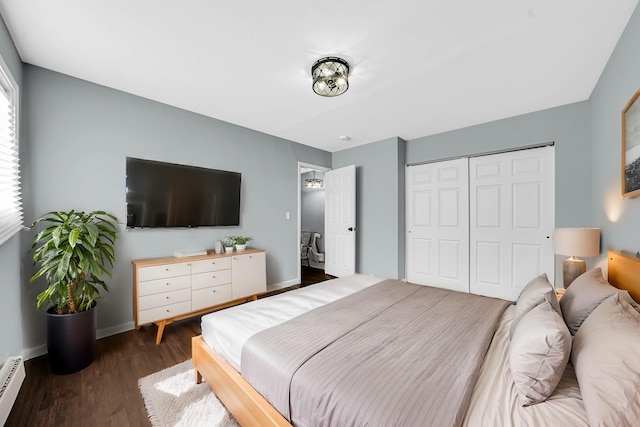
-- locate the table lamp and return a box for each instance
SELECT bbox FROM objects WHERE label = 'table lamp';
[552,228,600,288]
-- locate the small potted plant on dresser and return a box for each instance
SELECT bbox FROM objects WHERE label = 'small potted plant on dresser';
[222,236,235,253]
[232,236,252,251]
[29,210,119,375]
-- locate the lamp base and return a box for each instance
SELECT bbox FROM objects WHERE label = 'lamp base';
[563,257,586,288]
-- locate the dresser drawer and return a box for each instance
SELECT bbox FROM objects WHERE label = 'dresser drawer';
[191,284,233,311]
[137,300,192,325]
[137,275,191,297]
[191,269,232,290]
[138,262,191,282]
[190,257,232,274]
[138,288,191,311]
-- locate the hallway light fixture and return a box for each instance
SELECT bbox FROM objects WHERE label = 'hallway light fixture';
[312,57,349,97]
[304,170,324,189]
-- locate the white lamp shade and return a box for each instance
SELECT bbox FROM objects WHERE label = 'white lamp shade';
[552,228,600,257]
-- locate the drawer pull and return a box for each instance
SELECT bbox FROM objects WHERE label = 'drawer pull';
[165,268,169,271]
[212,290,216,293]
[166,309,170,312]
[166,296,170,299]
[166,282,170,286]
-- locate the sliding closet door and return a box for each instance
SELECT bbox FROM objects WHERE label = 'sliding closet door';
[469,146,554,301]
[406,158,469,292]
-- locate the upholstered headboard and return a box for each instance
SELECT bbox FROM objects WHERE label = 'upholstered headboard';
[608,251,640,303]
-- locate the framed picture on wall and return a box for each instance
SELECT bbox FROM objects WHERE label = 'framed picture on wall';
[622,87,640,198]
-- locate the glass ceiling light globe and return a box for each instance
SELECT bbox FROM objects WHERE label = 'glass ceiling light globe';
[312,57,349,97]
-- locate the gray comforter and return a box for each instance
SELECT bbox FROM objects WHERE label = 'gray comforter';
[241,279,510,427]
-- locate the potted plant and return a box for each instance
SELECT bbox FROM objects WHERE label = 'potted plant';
[232,236,252,251]
[30,210,119,375]
[222,236,235,253]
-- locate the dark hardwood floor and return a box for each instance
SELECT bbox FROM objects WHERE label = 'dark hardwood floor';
[6,317,201,426]
[7,267,332,426]
[301,265,333,286]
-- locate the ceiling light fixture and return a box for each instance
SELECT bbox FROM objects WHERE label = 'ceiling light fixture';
[304,170,324,189]
[312,57,349,97]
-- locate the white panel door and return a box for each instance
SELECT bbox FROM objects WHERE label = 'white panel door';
[469,146,554,301]
[324,165,356,277]
[406,158,469,292]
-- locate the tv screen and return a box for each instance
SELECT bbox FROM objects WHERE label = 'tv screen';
[126,157,241,228]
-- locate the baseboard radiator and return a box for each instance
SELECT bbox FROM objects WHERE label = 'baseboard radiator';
[0,357,25,425]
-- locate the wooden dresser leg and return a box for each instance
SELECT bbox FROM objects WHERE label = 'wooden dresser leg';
[155,320,166,345]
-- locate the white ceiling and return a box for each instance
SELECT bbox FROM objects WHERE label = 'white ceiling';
[0,1,637,152]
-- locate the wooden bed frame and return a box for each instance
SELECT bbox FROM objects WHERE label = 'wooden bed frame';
[192,250,640,427]
[192,335,291,427]
[607,250,640,302]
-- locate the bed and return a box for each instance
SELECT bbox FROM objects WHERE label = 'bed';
[192,251,640,426]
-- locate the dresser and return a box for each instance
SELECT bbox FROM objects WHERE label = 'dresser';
[132,249,266,344]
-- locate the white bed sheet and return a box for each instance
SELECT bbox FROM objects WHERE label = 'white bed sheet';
[463,304,589,426]
[201,274,384,371]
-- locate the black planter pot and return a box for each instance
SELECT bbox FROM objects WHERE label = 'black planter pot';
[46,302,97,375]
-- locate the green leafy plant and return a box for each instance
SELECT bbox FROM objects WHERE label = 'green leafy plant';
[30,210,119,314]
[222,236,236,247]
[231,236,252,245]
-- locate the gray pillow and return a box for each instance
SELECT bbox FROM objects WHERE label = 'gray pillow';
[559,268,618,335]
[510,273,561,338]
[509,300,572,406]
[572,293,640,426]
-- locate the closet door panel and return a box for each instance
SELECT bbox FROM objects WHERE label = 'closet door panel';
[406,158,469,292]
[469,146,554,301]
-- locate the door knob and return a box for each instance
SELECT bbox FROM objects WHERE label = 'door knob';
[348,227,354,231]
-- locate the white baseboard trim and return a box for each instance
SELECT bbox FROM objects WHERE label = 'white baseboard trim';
[22,344,46,361]
[267,278,299,291]
[22,321,136,361]
[97,321,135,340]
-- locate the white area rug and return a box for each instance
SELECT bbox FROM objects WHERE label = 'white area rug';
[138,359,239,427]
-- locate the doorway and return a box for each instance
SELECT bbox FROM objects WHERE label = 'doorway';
[298,162,331,286]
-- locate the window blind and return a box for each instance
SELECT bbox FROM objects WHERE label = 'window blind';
[0,62,21,246]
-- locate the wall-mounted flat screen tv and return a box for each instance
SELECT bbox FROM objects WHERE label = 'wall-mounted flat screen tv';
[126,157,241,228]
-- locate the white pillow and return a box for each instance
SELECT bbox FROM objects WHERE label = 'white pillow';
[572,293,640,427]
[510,273,560,338]
[509,300,571,406]
[559,268,618,335]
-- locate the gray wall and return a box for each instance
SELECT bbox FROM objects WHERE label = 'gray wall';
[20,65,330,350]
[300,171,325,253]
[334,103,591,282]
[407,102,591,229]
[589,4,640,258]
[332,137,406,279]
[0,15,23,361]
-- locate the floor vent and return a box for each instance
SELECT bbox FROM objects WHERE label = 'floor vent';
[0,357,25,425]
